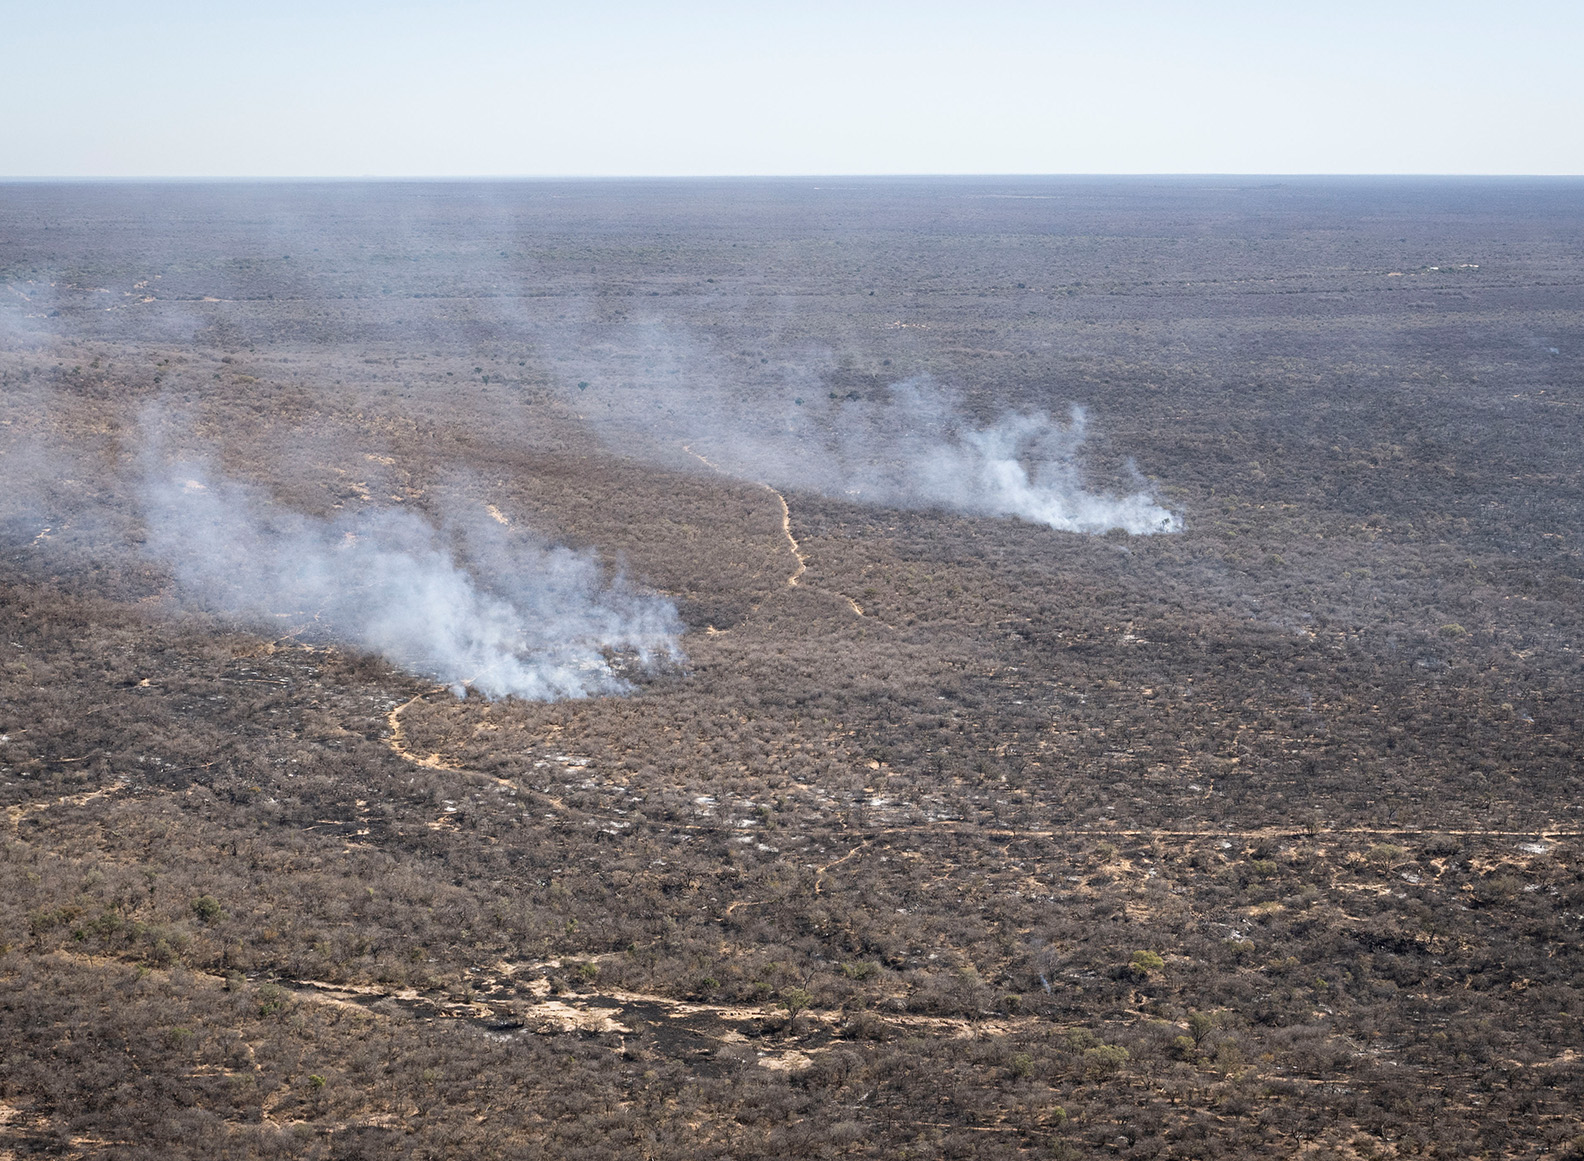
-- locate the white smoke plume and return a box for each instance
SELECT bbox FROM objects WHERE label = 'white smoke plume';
[693,377,1180,535]
[541,317,1181,535]
[142,465,683,700]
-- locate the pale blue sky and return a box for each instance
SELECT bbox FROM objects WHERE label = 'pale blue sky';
[4,0,1580,176]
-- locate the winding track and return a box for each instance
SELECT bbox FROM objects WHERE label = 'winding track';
[682,444,862,614]
[385,690,454,769]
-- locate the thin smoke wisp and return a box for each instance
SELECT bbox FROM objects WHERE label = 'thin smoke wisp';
[143,465,683,700]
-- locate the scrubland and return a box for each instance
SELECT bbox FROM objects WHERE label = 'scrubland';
[2,178,1582,1158]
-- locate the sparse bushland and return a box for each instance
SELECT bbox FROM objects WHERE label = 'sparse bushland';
[2,178,1582,1157]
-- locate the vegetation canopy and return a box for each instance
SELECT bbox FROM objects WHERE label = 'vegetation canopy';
[1,177,1581,1159]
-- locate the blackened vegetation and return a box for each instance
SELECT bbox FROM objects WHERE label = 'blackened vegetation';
[2,178,1583,1158]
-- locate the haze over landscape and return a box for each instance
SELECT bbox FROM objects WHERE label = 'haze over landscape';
[2,4,1583,1160]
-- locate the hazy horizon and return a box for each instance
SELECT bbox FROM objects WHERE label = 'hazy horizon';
[6,174,1583,185]
[6,1,1580,179]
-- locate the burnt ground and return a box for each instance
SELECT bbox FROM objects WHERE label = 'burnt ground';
[1,178,1583,1159]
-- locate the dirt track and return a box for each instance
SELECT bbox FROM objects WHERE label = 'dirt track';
[682,443,864,613]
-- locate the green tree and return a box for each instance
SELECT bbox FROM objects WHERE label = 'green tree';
[1129,950,1165,979]
[779,987,813,1020]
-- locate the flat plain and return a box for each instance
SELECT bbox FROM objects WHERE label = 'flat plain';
[2,178,1582,1159]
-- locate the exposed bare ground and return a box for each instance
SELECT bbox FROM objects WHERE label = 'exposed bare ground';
[25,948,991,1076]
[6,778,128,836]
[0,1101,20,1161]
[275,958,1048,1059]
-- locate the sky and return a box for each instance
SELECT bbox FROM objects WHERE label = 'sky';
[3,0,1580,177]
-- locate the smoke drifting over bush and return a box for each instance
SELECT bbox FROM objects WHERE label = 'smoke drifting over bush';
[685,378,1180,535]
[542,316,1180,535]
[141,466,683,700]
[0,383,684,702]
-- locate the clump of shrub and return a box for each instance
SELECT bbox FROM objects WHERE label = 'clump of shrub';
[1367,843,1408,866]
[1083,1044,1130,1077]
[1127,950,1165,979]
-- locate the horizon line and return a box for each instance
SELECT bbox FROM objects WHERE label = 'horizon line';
[3,172,1583,184]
